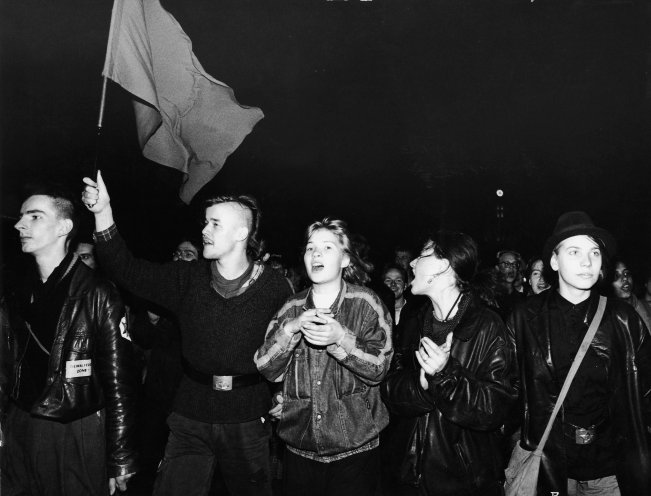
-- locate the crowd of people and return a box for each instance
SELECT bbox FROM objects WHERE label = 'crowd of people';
[1,174,650,496]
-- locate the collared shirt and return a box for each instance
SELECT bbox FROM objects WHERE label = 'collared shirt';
[550,290,615,480]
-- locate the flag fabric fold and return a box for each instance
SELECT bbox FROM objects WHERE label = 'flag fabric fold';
[102,0,264,203]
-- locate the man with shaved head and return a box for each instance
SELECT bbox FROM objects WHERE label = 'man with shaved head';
[2,185,138,495]
[82,172,292,496]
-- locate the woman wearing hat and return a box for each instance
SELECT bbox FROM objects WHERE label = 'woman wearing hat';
[507,211,651,496]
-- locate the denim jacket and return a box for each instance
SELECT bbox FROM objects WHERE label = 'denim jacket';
[255,281,393,458]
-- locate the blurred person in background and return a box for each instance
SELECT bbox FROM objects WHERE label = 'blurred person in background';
[526,257,551,296]
[608,256,651,334]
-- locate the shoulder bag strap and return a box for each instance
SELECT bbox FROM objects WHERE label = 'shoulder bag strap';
[24,321,51,356]
[534,295,607,455]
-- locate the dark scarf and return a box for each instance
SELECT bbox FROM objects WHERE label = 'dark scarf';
[422,292,471,345]
[14,251,78,409]
[23,251,77,347]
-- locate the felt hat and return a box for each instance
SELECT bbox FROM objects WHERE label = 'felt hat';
[542,211,616,265]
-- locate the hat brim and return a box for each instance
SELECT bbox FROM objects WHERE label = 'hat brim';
[543,226,616,266]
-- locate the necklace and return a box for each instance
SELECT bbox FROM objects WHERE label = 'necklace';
[437,292,463,322]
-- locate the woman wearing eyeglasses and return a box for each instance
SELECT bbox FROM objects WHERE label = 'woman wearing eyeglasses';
[494,250,526,321]
[381,231,516,496]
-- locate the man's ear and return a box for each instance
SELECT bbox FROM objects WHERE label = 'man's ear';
[550,253,559,272]
[235,226,249,243]
[57,218,73,238]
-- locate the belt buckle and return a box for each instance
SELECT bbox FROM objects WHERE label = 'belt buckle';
[213,375,233,391]
[575,427,595,445]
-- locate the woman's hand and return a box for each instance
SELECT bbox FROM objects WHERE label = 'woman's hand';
[416,333,453,390]
[283,309,330,336]
[301,310,345,347]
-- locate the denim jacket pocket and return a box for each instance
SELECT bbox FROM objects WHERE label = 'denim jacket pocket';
[286,348,311,400]
[335,362,367,398]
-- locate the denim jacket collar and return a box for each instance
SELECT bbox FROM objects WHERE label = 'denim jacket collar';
[303,280,347,317]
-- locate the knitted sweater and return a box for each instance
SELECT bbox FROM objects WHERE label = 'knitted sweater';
[95,226,292,423]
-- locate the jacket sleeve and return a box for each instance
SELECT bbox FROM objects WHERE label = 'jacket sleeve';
[326,294,393,385]
[94,226,190,314]
[383,313,516,430]
[94,281,139,478]
[426,330,515,431]
[0,299,12,420]
[630,311,651,432]
[254,299,303,382]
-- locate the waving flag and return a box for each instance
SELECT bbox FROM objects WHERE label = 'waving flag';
[102,0,264,203]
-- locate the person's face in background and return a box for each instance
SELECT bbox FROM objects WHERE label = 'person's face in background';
[383,268,406,300]
[173,241,199,262]
[529,259,550,295]
[497,252,519,284]
[394,250,412,272]
[75,242,97,269]
[612,261,633,300]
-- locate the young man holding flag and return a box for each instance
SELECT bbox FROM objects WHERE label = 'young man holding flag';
[82,171,292,495]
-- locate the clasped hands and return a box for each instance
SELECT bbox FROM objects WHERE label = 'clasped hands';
[283,308,344,347]
[415,332,453,391]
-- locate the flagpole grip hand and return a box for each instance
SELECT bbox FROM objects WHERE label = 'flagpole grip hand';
[82,170,114,231]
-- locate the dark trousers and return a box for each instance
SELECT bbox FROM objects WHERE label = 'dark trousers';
[1,403,108,496]
[153,412,272,496]
[283,447,380,496]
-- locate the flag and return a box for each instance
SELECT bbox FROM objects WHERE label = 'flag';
[102,0,264,203]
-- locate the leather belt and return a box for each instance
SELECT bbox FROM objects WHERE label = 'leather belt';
[182,359,263,391]
[562,418,609,445]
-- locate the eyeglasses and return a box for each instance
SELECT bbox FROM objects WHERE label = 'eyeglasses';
[173,249,197,261]
[498,261,520,270]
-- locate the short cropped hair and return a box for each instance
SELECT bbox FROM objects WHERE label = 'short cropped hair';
[23,183,79,242]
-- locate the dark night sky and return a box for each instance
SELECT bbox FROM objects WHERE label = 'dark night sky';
[2,0,650,274]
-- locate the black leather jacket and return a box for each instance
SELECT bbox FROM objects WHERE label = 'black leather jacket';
[381,294,516,496]
[507,291,651,496]
[0,260,139,478]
